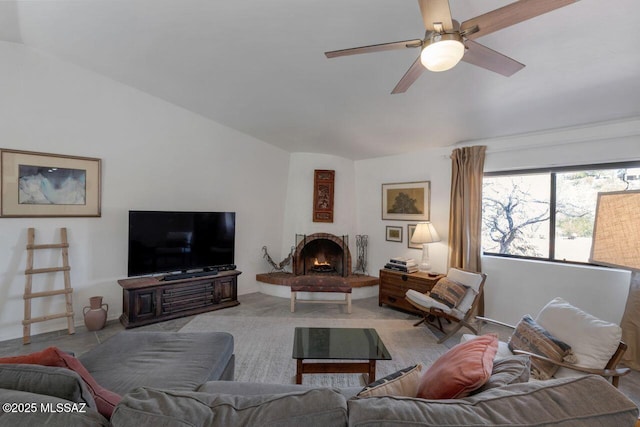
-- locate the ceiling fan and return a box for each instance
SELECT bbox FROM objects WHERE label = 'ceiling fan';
[325,0,578,94]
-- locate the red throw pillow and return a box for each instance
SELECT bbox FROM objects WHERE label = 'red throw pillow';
[0,346,121,418]
[417,334,499,399]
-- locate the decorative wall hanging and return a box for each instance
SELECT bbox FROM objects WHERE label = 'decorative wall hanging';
[1,149,101,217]
[382,181,430,221]
[313,169,335,222]
[386,226,403,242]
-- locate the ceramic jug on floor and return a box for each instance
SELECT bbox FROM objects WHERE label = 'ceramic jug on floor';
[83,296,108,331]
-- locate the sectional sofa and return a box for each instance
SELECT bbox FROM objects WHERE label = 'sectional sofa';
[0,330,638,426]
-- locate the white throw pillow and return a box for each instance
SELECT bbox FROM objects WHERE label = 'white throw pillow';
[535,297,622,378]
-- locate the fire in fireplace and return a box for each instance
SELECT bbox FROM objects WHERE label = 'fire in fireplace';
[311,258,335,273]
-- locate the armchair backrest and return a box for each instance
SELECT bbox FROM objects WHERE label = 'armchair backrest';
[534,297,623,377]
[447,268,486,316]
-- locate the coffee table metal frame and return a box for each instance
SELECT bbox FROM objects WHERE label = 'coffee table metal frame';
[292,327,392,384]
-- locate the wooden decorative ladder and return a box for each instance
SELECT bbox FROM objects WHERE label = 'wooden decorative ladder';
[23,228,75,344]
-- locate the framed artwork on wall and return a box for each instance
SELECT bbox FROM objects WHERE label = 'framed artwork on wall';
[386,226,402,242]
[313,169,335,222]
[0,149,102,217]
[407,224,422,249]
[382,181,430,221]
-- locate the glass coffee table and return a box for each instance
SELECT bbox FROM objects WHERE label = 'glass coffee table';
[292,327,392,384]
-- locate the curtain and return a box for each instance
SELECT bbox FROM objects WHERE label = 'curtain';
[448,145,486,315]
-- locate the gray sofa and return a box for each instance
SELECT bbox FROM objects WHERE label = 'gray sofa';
[0,331,235,426]
[1,331,638,426]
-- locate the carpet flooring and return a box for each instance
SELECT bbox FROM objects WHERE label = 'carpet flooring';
[180,314,449,387]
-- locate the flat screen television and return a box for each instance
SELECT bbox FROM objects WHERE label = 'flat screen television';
[128,210,235,277]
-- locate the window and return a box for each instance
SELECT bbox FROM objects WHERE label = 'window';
[482,162,640,263]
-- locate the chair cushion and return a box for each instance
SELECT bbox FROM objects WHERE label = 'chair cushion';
[357,364,422,398]
[535,297,622,378]
[508,315,576,380]
[405,289,451,313]
[429,277,467,308]
[417,334,498,399]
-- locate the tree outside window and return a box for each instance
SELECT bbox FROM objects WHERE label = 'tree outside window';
[482,164,640,264]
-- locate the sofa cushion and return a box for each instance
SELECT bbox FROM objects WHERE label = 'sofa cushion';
[0,347,121,419]
[78,331,234,395]
[197,381,360,400]
[111,386,348,427]
[347,376,639,426]
[474,355,530,394]
[535,297,622,378]
[508,314,576,380]
[357,364,422,398]
[0,364,96,409]
[417,334,498,399]
[0,388,109,427]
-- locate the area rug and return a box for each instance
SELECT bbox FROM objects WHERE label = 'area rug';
[180,315,449,387]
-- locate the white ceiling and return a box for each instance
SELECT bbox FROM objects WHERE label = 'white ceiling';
[2,0,639,160]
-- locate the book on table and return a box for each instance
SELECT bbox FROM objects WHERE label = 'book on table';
[389,257,416,266]
[385,258,418,273]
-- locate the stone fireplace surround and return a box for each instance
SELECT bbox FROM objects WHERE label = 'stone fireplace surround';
[256,233,378,301]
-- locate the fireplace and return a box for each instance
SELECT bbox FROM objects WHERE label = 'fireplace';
[294,233,351,277]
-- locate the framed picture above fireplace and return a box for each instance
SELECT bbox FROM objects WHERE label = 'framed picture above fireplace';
[382,181,430,221]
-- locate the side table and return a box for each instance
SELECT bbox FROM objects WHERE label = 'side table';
[378,269,444,314]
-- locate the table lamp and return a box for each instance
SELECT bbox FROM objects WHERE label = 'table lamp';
[410,222,441,272]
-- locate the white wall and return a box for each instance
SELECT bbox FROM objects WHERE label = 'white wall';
[354,147,452,276]
[480,119,640,324]
[355,118,640,325]
[0,42,291,341]
[279,153,357,262]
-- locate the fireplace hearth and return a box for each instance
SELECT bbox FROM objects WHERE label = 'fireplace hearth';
[255,232,378,297]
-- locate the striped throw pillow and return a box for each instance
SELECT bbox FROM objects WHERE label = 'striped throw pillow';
[430,277,468,309]
[508,315,576,380]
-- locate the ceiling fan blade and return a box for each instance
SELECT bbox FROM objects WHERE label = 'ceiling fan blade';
[461,0,577,40]
[325,39,422,58]
[391,56,425,94]
[418,0,454,31]
[462,40,525,76]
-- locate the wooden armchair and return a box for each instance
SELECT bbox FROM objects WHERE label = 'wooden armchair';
[405,268,487,344]
[476,299,630,388]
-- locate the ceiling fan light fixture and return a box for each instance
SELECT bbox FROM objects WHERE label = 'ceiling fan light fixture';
[420,33,464,72]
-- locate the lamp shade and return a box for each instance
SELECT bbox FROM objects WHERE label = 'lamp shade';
[420,33,465,72]
[589,190,640,271]
[411,222,441,244]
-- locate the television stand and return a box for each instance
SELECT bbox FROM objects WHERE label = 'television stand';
[118,270,241,328]
[162,269,218,281]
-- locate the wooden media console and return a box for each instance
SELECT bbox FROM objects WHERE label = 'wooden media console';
[118,270,241,328]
